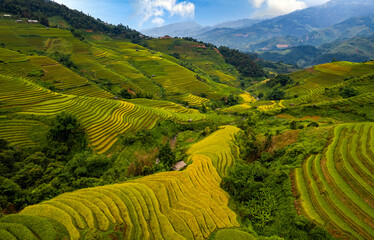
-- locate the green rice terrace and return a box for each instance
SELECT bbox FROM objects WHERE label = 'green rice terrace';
[0,1,374,240]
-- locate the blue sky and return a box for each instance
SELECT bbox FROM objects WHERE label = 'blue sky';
[53,0,329,29]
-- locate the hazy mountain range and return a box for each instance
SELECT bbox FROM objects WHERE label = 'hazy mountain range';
[141,19,263,38]
[142,0,374,59]
[142,0,374,67]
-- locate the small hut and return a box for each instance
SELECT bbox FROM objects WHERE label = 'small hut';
[171,161,187,171]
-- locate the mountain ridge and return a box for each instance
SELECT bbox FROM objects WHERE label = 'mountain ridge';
[196,0,374,51]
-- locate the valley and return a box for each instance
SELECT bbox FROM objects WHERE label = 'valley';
[0,0,373,240]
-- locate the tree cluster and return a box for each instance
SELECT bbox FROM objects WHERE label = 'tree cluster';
[266,74,293,88]
[0,113,116,214]
[218,46,266,78]
[222,116,332,239]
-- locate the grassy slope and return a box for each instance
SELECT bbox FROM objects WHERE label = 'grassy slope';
[0,126,241,240]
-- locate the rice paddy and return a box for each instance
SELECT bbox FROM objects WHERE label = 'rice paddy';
[0,126,241,239]
[294,123,374,239]
[0,74,208,153]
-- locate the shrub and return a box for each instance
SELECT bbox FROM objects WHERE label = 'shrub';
[158,144,175,168]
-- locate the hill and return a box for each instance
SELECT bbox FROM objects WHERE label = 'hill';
[0,0,144,43]
[0,17,249,103]
[258,36,374,67]
[0,18,248,155]
[195,0,374,51]
[0,1,374,240]
[0,126,241,240]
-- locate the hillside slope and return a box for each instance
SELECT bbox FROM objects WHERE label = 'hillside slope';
[294,123,374,239]
[0,18,242,102]
[0,126,241,240]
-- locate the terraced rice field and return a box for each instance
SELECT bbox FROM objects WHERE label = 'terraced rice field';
[0,48,114,99]
[287,62,374,97]
[0,119,46,148]
[93,41,235,98]
[187,126,240,177]
[281,73,374,109]
[0,126,240,240]
[128,99,200,114]
[0,19,237,103]
[172,94,210,107]
[0,74,207,153]
[146,39,239,87]
[256,100,286,112]
[294,123,374,239]
[220,104,252,113]
[0,19,88,54]
[87,42,224,98]
[239,93,256,103]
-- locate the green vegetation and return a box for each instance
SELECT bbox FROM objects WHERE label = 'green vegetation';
[212,229,257,240]
[218,47,266,78]
[1,127,241,240]
[0,2,374,240]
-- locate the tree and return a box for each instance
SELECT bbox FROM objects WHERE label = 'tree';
[222,94,239,106]
[51,52,77,69]
[266,88,285,100]
[119,89,132,99]
[0,177,23,210]
[339,87,358,98]
[290,121,298,130]
[201,103,207,113]
[13,163,44,188]
[218,46,266,77]
[266,74,293,88]
[171,52,180,59]
[158,143,175,168]
[47,112,87,154]
[307,122,319,128]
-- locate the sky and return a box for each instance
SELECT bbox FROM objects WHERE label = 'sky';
[53,0,330,29]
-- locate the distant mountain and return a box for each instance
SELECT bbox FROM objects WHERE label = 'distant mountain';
[141,21,212,38]
[301,15,374,46]
[212,19,263,29]
[141,19,263,38]
[196,0,374,51]
[250,14,374,51]
[258,36,374,67]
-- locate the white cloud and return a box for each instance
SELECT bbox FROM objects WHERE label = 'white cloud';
[152,17,165,26]
[250,0,330,18]
[252,0,266,8]
[135,0,195,27]
[303,0,330,6]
